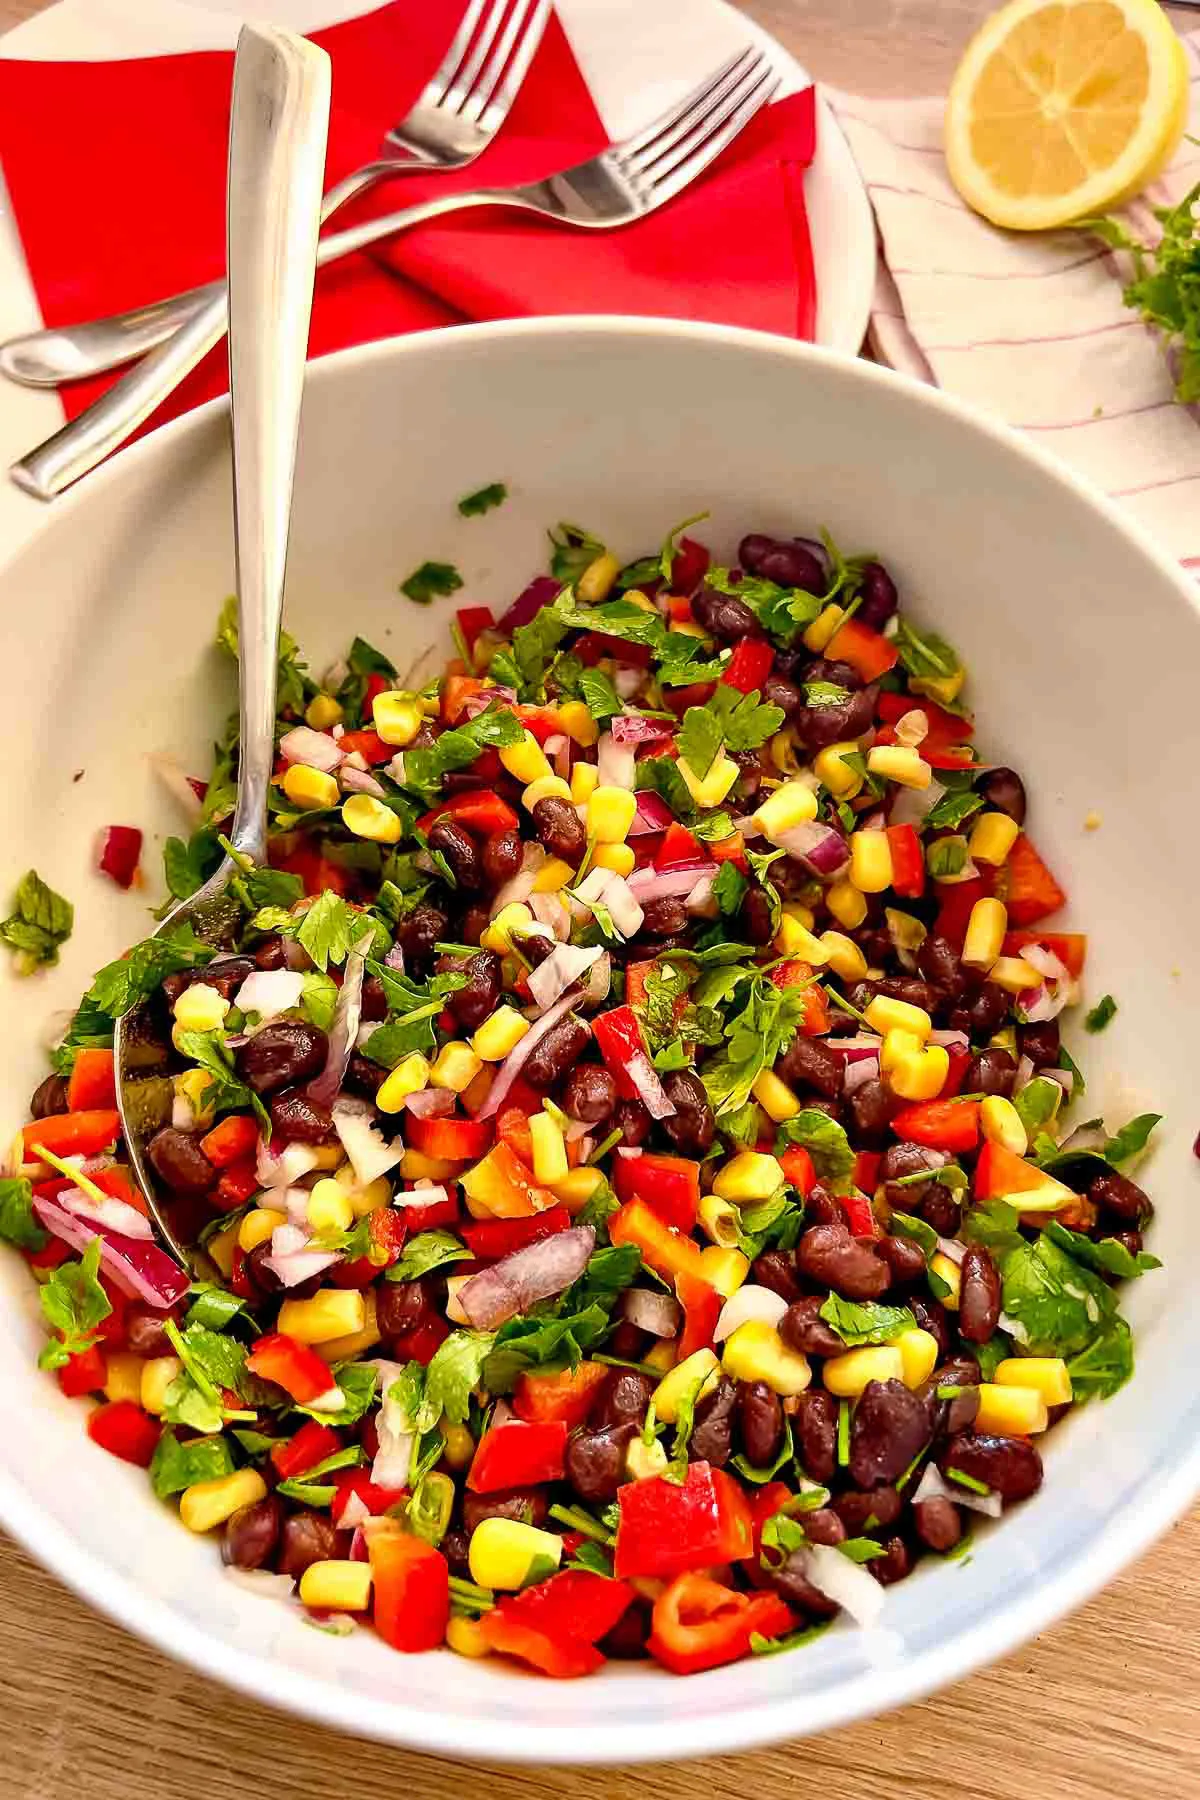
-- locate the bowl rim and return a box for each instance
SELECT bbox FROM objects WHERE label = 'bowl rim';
[2,313,1198,1763]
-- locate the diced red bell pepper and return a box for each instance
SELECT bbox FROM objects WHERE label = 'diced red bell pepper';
[654,822,706,869]
[417,791,520,839]
[841,1191,879,1239]
[393,1188,460,1233]
[90,1164,149,1218]
[461,1205,569,1261]
[974,1139,1074,1208]
[96,1277,130,1347]
[87,1399,160,1467]
[479,1613,604,1679]
[406,1113,493,1163]
[575,632,652,669]
[390,1314,451,1366]
[780,1145,817,1196]
[1002,929,1087,978]
[467,1419,568,1493]
[216,1159,260,1209]
[456,605,495,656]
[246,1332,338,1405]
[748,1481,793,1553]
[623,961,656,1010]
[933,871,995,948]
[671,535,710,594]
[675,1271,723,1361]
[269,842,350,897]
[331,1468,408,1524]
[890,1097,981,1153]
[271,1420,343,1481]
[336,727,393,766]
[613,1150,700,1233]
[648,1573,794,1675]
[66,1048,117,1113]
[493,1570,634,1648]
[997,837,1067,927]
[877,690,973,749]
[592,1007,649,1101]
[661,681,717,717]
[362,672,391,715]
[707,829,750,875]
[722,639,775,694]
[97,825,143,890]
[513,1362,608,1430]
[768,960,831,1036]
[614,1462,754,1581]
[23,1110,122,1162]
[57,1343,107,1398]
[665,595,694,625]
[514,704,566,744]
[854,1150,881,1195]
[610,1197,705,1284]
[441,674,486,724]
[886,823,926,899]
[940,1046,972,1099]
[370,1534,449,1653]
[918,745,981,771]
[199,1113,259,1169]
[825,615,899,682]
[26,1236,70,1272]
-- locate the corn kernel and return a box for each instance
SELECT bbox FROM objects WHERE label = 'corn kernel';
[813,742,865,800]
[593,842,635,877]
[281,764,340,811]
[988,955,1043,994]
[626,1436,669,1481]
[140,1355,182,1417]
[712,1150,785,1204]
[298,1560,373,1612]
[678,754,740,809]
[173,1067,216,1131]
[470,1006,530,1064]
[103,1351,144,1406]
[826,878,868,929]
[753,780,819,842]
[500,730,552,786]
[994,1358,1072,1406]
[375,1053,431,1114]
[317,1290,382,1362]
[522,774,573,811]
[577,551,621,604]
[532,857,575,893]
[990,1024,1019,1057]
[306,1179,355,1235]
[896,1328,940,1390]
[962,898,1008,971]
[482,902,534,954]
[172,982,230,1034]
[698,1193,742,1248]
[558,701,599,747]
[981,1094,1028,1156]
[372,691,423,747]
[341,793,403,844]
[969,813,1021,867]
[863,994,932,1041]
[570,762,599,804]
[751,1069,802,1124]
[654,1347,721,1423]
[305,693,343,731]
[721,1321,812,1397]
[587,786,638,844]
[698,1245,750,1297]
[773,917,828,965]
[310,1144,344,1172]
[205,1225,238,1280]
[430,1041,483,1094]
[880,1027,923,1076]
[401,1149,460,1181]
[342,1173,393,1218]
[549,1167,603,1212]
[849,830,894,894]
[238,1205,286,1252]
[529,1110,568,1185]
[974,1383,1049,1436]
[930,1251,962,1307]
[823,1345,905,1397]
[820,930,868,981]
[179,1468,268,1534]
[446,1615,491,1659]
[278,1289,366,1346]
[643,1340,677,1375]
[783,901,816,931]
[890,1043,950,1102]
[469,1517,563,1591]
[803,603,845,653]
[867,745,932,789]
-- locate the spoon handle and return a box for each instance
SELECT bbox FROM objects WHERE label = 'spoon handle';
[225,23,331,865]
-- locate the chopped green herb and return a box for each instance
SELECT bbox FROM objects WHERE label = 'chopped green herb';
[0,869,74,975]
[0,1176,47,1252]
[401,561,464,605]
[819,1296,917,1347]
[458,483,508,517]
[1084,994,1117,1033]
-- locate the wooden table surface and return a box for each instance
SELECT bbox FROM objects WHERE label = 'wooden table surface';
[1,0,1197,1794]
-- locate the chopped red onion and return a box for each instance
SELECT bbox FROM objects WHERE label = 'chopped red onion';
[1016,942,1069,983]
[626,1051,676,1121]
[392,1185,452,1210]
[629,791,674,837]
[461,685,517,718]
[384,943,406,971]
[604,877,645,939]
[528,892,571,938]
[262,1242,343,1289]
[279,726,344,773]
[929,1029,970,1051]
[913,1461,1002,1519]
[528,943,604,1012]
[621,1287,682,1338]
[499,575,560,632]
[148,752,205,823]
[458,1225,596,1330]
[935,1236,966,1265]
[1059,1120,1106,1154]
[478,989,587,1119]
[308,939,369,1108]
[233,969,307,1021]
[404,1088,455,1120]
[684,873,717,913]
[282,1192,311,1228]
[56,1185,154,1241]
[843,1055,881,1095]
[1021,982,1069,1024]
[597,732,636,789]
[627,861,714,901]
[889,779,946,827]
[832,1034,885,1063]
[774,821,849,877]
[609,714,674,748]
[32,1197,189,1309]
[798,1543,885,1627]
[339,765,387,800]
[344,1503,372,1541]
[713,1284,788,1342]
[614,668,643,698]
[331,1098,404,1186]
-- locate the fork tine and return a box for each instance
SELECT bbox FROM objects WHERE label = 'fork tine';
[638,64,781,207]
[444,0,512,112]
[468,0,552,128]
[617,47,758,161]
[417,0,490,108]
[625,48,768,176]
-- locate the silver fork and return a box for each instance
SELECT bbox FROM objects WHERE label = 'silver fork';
[12,46,780,500]
[0,0,551,389]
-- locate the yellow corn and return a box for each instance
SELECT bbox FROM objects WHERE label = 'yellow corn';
[238,1205,287,1252]
[342,1172,394,1218]
[522,774,573,811]
[570,762,599,804]
[593,842,635,877]
[654,1347,721,1423]
[783,901,816,931]
[172,982,230,1034]
[994,1357,1072,1406]
[969,812,1022,867]
[532,857,575,893]
[500,730,552,786]
[753,779,819,841]
[482,902,534,954]
[372,691,424,747]
[643,1340,677,1374]
[401,1149,460,1181]
[469,1518,563,1591]
[698,1245,750,1297]
[913,663,965,707]
[961,897,1008,971]
[880,1027,923,1076]
[974,1383,1050,1436]
[712,1150,785,1203]
[446,1615,491,1659]
[698,1192,742,1247]
[867,745,932,790]
[751,1069,802,1124]
[445,1273,473,1326]
[679,754,739,811]
[896,1328,940,1390]
[375,1052,431,1114]
[278,1289,366,1346]
[823,1345,905,1397]
[863,994,932,1040]
[341,794,403,844]
[306,1179,356,1236]
[281,765,339,811]
[471,1007,530,1063]
[824,880,866,931]
[430,1041,483,1093]
[298,1560,373,1612]
[803,603,845,653]
[103,1351,144,1406]
[819,930,868,981]
[990,1024,1019,1057]
[981,1094,1028,1155]
[173,1067,216,1131]
[988,955,1043,994]
[588,786,638,844]
[577,551,621,604]
[310,1144,344,1172]
[558,700,599,747]
[930,1251,962,1307]
[849,830,894,894]
[721,1321,812,1397]
[813,741,865,800]
[305,693,343,731]
[890,1044,950,1102]
[205,1224,238,1280]
[529,1110,569,1184]
[549,1167,604,1212]
[626,1437,669,1481]
[317,1289,382,1362]
[775,913,821,959]
[179,1468,268,1534]
[140,1355,182,1417]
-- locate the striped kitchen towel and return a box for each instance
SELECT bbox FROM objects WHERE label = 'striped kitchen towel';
[828,30,1200,573]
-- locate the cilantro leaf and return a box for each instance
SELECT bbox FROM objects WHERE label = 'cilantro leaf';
[677,706,724,779]
[217,595,309,718]
[893,618,963,689]
[677,685,784,778]
[293,1361,379,1427]
[713,861,749,918]
[566,1243,642,1313]
[704,567,824,641]
[483,1303,611,1393]
[294,892,368,972]
[0,869,74,974]
[1043,1220,1161,1280]
[149,1428,232,1498]
[423,1330,495,1426]
[335,637,398,727]
[551,592,665,647]
[701,975,811,1117]
[1084,994,1117,1033]
[1013,1075,1063,1139]
[776,1109,857,1190]
[298,970,338,1031]
[507,608,569,700]
[617,511,710,590]
[636,755,697,821]
[927,836,970,881]
[1067,1318,1134,1400]
[401,561,463,605]
[578,668,623,724]
[1091,183,1200,404]
[38,1238,111,1364]
[184,1282,254,1332]
[458,483,507,517]
[162,829,223,903]
[0,1176,47,1251]
[174,1031,267,1127]
[401,705,524,800]
[803,681,851,707]
[389,1230,472,1284]
[924,789,984,831]
[818,1295,916,1346]
[1104,1112,1160,1167]
[87,924,215,1020]
[548,522,605,583]
[998,1234,1117,1357]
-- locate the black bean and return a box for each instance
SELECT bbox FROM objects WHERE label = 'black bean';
[660,1070,715,1155]
[959,1245,1001,1343]
[870,1536,913,1586]
[162,957,254,1005]
[802,1508,846,1547]
[964,1048,1017,1097]
[268,1090,334,1144]
[957,980,1011,1039]
[753,1250,803,1306]
[595,1369,656,1430]
[222,1495,283,1571]
[847,1077,896,1147]
[796,683,878,752]
[877,1234,928,1286]
[278,1511,343,1579]
[926,1356,982,1438]
[769,1555,840,1618]
[849,1379,932,1487]
[614,1097,651,1147]
[254,935,287,971]
[797,1223,890,1300]
[779,1296,845,1358]
[444,950,503,1033]
[910,1295,951,1360]
[125,1302,182,1358]
[344,1052,389,1100]
[793,1388,839,1483]
[916,933,964,996]
[565,1424,638,1502]
[459,903,492,946]
[146,1126,214,1196]
[742,536,827,592]
[1089,1168,1153,1226]
[736,1381,783,1468]
[870,975,940,1013]
[30,1073,68,1119]
[523,1017,591,1091]
[532,796,586,863]
[977,767,1026,825]
[916,1184,962,1238]
[778,1034,844,1099]
[880,1142,944,1183]
[914,1496,962,1552]
[854,561,898,631]
[396,904,449,971]
[942,1431,1043,1502]
[599,1602,649,1659]
[693,588,764,643]
[639,897,688,939]
[1020,1020,1061,1068]
[802,657,863,693]
[742,887,777,945]
[689,1378,737,1467]
[761,674,804,719]
[440,1528,471,1576]
[235,1019,327,1096]
[562,1064,618,1125]
[804,1184,844,1226]
[833,1484,903,1533]
[376,1276,438,1345]
[428,820,483,892]
[462,1489,548,1534]
[360,974,388,1023]
[482,830,523,889]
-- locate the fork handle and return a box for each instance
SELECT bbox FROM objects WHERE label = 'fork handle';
[9,184,532,501]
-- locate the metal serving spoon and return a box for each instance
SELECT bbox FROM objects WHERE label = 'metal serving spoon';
[115,22,331,1269]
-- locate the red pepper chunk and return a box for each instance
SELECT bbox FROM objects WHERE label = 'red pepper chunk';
[890,1097,981,1154]
[877,690,973,748]
[87,1400,160,1467]
[1002,929,1087,978]
[405,1113,493,1162]
[271,1419,342,1481]
[886,823,926,899]
[246,1332,338,1405]
[674,1271,723,1362]
[331,1468,409,1524]
[97,825,143,890]
[654,822,706,869]
[722,639,775,694]
[614,1462,754,1581]
[648,1573,794,1675]
[610,1198,705,1284]
[492,1570,634,1649]
[612,1151,700,1232]
[393,1189,459,1233]
[824,615,899,682]
[998,836,1067,927]
[779,1145,816,1196]
[417,790,520,840]
[390,1314,451,1366]
[513,1362,608,1430]
[217,1160,261,1209]
[456,605,495,656]
[335,728,393,765]
[371,1534,449,1654]
[23,1109,121,1161]
[480,1614,605,1679]
[671,535,710,594]
[840,1191,879,1239]
[461,1205,570,1261]
[199,1112,259,1169]
[591,1007,649,1101]
[66,1047,117,1113]
[467,1419,567,1494]
[57,1343,107,1399]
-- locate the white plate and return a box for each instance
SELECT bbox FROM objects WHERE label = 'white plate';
[0,0,875,563]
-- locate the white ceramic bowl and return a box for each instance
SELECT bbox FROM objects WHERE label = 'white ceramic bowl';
[1,319,1198,1763]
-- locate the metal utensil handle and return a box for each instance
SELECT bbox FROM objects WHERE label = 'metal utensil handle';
[225,22,331,866]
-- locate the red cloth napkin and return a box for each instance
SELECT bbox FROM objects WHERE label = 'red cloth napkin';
[0,0,817,438]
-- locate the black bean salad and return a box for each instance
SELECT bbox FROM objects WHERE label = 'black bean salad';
[1,509,1163,1677]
